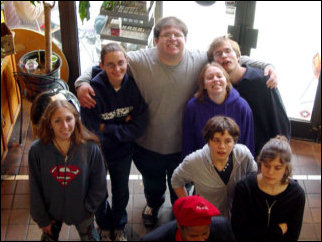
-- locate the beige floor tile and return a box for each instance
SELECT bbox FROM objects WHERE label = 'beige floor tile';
[299,223,318,241]
[5,224,28,241]
[8,209,30,225]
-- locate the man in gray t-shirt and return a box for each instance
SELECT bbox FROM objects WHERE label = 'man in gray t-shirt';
[75,16,277,227]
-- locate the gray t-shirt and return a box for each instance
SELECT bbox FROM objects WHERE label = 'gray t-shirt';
[75,49,268,154]
[128,48,207,154]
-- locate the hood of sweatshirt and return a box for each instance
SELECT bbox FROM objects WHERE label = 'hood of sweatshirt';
[203,88,241,107]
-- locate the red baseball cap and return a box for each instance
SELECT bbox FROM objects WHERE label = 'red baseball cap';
[173,195,221,227]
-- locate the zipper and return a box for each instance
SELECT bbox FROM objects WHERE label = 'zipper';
[266,199,277,227]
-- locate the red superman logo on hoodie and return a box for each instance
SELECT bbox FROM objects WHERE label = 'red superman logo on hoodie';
[50,165,81,187]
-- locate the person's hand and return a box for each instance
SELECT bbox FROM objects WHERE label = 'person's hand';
[76,83,96,108]
[41,221,55,235]
[125,115,132,122]
[264,65,278,89]
[278,223,288,235]
[99,123,105,132]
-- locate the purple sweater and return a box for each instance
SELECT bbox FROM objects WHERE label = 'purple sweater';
[182,88,254,158]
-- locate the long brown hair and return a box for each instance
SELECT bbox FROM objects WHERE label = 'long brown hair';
[38,99,99,145]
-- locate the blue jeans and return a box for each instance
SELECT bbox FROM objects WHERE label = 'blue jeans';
[132,144,182,210]
[95,155,132,230]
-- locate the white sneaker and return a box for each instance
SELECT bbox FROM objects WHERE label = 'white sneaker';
[114,229,127,241]
[142,205,158,227]
[99,229,112,241]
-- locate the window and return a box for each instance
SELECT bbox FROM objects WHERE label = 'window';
[252,1,321,121]
[163,1,235,51]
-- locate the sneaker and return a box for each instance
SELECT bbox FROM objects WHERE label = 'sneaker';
[114,229,127,241]
[99,229,113,241]
[142,205,158,227]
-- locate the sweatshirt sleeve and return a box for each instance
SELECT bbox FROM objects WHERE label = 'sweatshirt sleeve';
[245,148,257,174]
[74,66,93,89]
[102,81,148,143]
[238,102,255,156]
[81,102,104,141]
[84,143,107,213]
[240,55,273,70]
[182,102,198,159]
[28,145,52,228]
[283,183,305,241]
[171,156,195,189]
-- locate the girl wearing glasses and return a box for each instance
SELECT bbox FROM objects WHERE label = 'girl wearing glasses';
[81,43,148,241]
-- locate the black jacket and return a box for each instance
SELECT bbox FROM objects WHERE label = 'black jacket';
[234,66,291,157]
[141,216,236,241]
[231,174,305,242]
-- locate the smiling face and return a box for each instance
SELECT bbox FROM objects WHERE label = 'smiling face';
[155,25,186,63]
[212,40,240,74]
[204,65,228,98]
[100,51,128,89]
[50,107,75,142]
[208,130,235,163]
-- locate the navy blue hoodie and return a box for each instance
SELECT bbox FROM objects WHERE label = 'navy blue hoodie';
[81,68,148,161]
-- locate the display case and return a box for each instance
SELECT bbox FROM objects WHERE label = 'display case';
[100,1,155,47]
[1,54,21,162]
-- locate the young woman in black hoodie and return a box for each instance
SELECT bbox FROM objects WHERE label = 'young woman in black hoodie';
[231,136,305,242]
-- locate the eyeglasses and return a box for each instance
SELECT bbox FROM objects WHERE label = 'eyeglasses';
[213,48,234,58]
[159,33,184,39]
[105,60,127,70]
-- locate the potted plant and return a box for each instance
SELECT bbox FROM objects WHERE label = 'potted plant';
[17,1,93,100]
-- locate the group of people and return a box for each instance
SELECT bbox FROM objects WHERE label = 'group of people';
[28,16,304,241]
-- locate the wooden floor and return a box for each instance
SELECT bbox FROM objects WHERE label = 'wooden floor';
[1,98,321,241]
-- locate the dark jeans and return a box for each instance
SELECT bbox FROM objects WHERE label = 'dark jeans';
[132,144,182,210]
[41,215,99,241]
[95,155,132,230]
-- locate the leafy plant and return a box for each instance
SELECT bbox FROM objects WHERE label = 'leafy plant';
[79,1,91,24]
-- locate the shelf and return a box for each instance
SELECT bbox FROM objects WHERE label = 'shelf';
[100,19,154,46]
[99,1,155,47]
[100,1,156,23]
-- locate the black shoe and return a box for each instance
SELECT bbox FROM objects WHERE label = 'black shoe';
[142,205,158,227]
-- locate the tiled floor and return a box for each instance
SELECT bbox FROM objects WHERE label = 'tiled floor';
[1,98,321,241]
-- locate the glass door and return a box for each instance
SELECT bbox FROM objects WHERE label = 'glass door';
[251,1,321,121]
